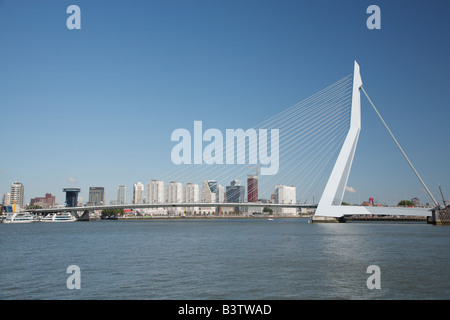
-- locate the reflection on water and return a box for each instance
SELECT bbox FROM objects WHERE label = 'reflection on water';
[0,219,449,299]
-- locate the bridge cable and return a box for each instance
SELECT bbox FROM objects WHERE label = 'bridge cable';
[361,86,439,207]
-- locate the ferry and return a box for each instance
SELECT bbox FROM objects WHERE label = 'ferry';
[42,212,77,222]
[2,212,36,223]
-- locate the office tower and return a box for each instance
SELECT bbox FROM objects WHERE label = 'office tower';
[247,175,258,203]
[201,180,216,203]
[133,182,144,204]
[117,185,126,204]
[2,193,11,206]
[10,181,24,209]
[63,188,81,207]
[166,181,183,203]
[165,181,183,214]
[226,179,245,212]
[185,182,199,213]
[201,180,216,213]
[274,185,297,214]
[88,187,105,206]
[216,184,224,203]
[185,183,199,203]
[147,180,164,204]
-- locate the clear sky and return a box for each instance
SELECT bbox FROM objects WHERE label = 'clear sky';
[1,0,449,206]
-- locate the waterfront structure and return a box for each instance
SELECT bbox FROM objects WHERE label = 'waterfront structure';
[274,185,297,215]
[117,185,126,204]
[30,193,56,208]
[185,183,199,203]
[226,179,245,212]
[10,181,24,210]
[166,181,183,203]
[201,180,216,213]
[216,184,224,203]
[88,187,105,206]
[2,193,11,206]
[166,181,183,214]
[133,182,144,204]
[185,182,199,213]
[315,61,434,220]
[247,175,258,203]
[63,188,81,207]
[147,180,164,204]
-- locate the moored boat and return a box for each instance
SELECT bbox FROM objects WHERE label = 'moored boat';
[42,212,77,222]
[2,212,36,223]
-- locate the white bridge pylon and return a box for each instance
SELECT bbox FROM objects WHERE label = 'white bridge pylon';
[315,61,432,218]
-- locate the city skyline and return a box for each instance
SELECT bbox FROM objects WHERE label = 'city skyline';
[1,1,449,207]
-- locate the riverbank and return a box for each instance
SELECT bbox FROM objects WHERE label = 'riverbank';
[113,214,305,221]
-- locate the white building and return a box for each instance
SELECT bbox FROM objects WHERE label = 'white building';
[201,180,216,213]
[185,182,199,213]
[2,193,11,206]
[147,180,164,204]
[117,185,126,204]
[185,183,199,203]
[166,181,183,203]
[274,185,297,215]
[216,184,225,203]
[133,182,144,204]
[165,181,183,214]
[10,181,24,210]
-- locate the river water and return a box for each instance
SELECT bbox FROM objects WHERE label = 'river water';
[1,218,449,300]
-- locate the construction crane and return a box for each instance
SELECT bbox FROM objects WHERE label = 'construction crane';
[439,184,448,207]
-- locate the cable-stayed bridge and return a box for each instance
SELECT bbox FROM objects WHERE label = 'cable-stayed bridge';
[26,61,447,223]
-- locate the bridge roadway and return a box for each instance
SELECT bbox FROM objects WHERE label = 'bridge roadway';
[25,202,316,214]
[25,203,432,217]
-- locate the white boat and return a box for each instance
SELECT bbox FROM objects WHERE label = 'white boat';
[2,212,36,223]
[42,212,77,222]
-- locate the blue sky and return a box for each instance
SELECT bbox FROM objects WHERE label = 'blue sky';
[1,0,449,206]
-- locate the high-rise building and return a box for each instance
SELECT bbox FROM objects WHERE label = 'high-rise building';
[165,181,183,214]
[166,181,183,203]
[185,183,199,203]
[201,180,216,213]
[247,175,258,203]
[216,184,224,203]
[226,179,245,212]
[63,188,81,207]
[10,181,24,209]
[2,193,11,206]
[147,180,164,204]
[185,182,199,213]
[117,185,126,204]
[274,185,297,214]
[133,182,144,204]
[88,187,105,206]
[201,180,216,203]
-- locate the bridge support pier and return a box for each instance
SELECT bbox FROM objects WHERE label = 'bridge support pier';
[78,210,91,221]
[311,216,345,223]
[430,207,450,225]
[70,210,80,219]
[70,210,91,221]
